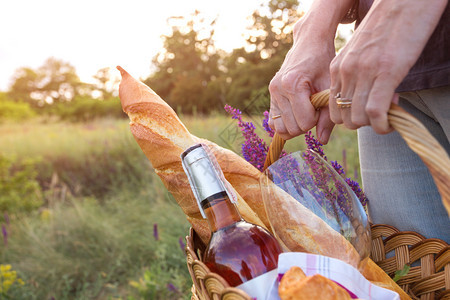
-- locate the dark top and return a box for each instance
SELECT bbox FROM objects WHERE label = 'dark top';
[355,0,450,92]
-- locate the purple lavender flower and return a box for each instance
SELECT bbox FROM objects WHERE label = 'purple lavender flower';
[331,161,345,176]
[225,105,269,171]
[345,178,368,207]
[153,223,159,241]
[2,224,7,246]
[304,131,368,209]
[167,283,179,293]
[305,131,326,158]
[178,237,186,252]
[262,111,275,137]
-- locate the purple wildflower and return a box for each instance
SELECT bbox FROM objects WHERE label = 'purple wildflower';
[331,161,345,176]
[304,132,368,209]
[153,223,159,241]
[178,237,186,252]
[2,224,7,246]
[305,131,326,158]
[302,151,336,213]
[224,105,269,171]
[167,283,179,293]
[345,178,368,207]
[262,111,275,137]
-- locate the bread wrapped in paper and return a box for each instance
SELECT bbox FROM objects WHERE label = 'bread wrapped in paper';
[279,266,352,300]
[116,66,410,299]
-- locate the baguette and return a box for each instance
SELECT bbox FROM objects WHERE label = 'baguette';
[117,66,410,299]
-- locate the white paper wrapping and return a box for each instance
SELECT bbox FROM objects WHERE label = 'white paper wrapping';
[239,252,400,300]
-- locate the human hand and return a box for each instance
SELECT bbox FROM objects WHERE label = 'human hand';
[268,0,357,143]
[268,21,336,143]
[329,0,447,134]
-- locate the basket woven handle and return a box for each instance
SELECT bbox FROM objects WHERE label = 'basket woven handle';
[263,89,450,215]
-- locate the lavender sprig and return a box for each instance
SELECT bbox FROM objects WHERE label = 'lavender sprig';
[305,131,326,158]
[304,131,368,209]
[224,105,269,171]
[331,161,345,176]
[153,223,159,241]
[262,111,275,137]
[178,237,186,252]
[345,178,368,207]
[2,224,7,246]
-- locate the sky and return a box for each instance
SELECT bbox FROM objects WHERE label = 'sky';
[0,0,314,92]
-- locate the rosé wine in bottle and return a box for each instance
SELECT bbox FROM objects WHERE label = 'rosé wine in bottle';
[181,144,282,287]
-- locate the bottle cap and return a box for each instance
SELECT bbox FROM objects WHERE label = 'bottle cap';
[181,144,237,218]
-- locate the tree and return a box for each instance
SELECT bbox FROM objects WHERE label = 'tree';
[145,1,303,114]
[145,11,224,113]
[8,57,84,108]
[91,67,119,100]
[222,0,302,111]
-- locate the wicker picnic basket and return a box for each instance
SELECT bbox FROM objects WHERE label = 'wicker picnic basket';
[184,90,450,300]
[186,224,450,300]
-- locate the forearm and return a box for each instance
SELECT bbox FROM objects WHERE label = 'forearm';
[294,0,356,41]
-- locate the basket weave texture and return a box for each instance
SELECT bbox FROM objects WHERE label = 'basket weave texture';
[185,225,450,300]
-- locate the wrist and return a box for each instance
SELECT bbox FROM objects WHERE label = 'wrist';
[294,0,355,40]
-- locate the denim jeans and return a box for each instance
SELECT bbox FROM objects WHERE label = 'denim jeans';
[358,85,450,243]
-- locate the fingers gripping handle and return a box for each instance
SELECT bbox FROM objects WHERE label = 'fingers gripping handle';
[263,89,330,171]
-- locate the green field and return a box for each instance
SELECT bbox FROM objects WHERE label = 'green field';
[0,114,359,299]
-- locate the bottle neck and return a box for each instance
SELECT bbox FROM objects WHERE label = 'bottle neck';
[201,192,242,232]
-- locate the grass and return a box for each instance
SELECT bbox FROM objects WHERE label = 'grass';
[0,113,360,299]
[3,185,191,299]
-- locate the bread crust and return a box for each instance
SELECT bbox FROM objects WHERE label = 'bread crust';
[279,267,351,300]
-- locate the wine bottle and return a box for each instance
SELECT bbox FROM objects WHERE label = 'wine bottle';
[181,144,282,288]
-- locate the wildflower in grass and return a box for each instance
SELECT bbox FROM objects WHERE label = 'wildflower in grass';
[178,237,186,252]
[2,225,7,246]
[153,223,159,241]
[0,264,25,295]
[167,282,179,293]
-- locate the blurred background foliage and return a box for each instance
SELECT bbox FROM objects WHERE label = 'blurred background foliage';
[0,0,344,122]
